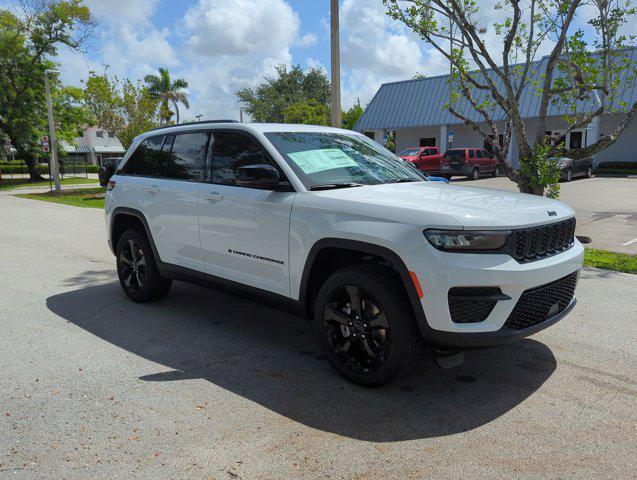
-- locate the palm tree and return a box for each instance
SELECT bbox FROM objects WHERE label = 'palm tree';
[143,67,190,125]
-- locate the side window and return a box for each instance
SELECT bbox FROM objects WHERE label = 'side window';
[210,131,282,186]
[166,132,209,181]
[120,140,154,176]
[153,135,173,177]
[469,149,475,159]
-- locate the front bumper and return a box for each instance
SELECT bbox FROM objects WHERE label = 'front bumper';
[404,240,584,347]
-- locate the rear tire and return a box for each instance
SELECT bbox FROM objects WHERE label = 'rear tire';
[492,165,500,177]
[116,229,172,303]
[469,167,479,180]
[586,166,593,178]
[314,264,422,387]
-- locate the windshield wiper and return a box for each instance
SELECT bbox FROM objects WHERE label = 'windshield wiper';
[309,183,364,191]
[388,178,419,183]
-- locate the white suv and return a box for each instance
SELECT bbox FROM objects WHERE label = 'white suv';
[105,121,583,386]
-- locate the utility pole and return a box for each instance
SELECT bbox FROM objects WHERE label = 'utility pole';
[195,114,203,122]
[44,69,61,192]
[330,0,341,128]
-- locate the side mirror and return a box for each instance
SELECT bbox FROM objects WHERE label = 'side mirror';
[236,164,281,188]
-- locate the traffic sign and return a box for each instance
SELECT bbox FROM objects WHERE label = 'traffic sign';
[42,142,49,153]
[448,130,454,142]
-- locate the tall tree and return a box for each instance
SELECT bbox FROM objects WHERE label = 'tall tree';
[83,71,159,149]
[0,0,95,180]
[342,100,365,130]
[143,67,190,125]
[385,0,637,196]
[236,64,331,122]
[283,99,331,125]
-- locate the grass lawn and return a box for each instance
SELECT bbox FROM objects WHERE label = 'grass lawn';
[16,187,105,209]
[584,248,637,274]
[0,177,97,191]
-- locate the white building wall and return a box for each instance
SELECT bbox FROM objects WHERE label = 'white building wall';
[73,127,124,165]
[393,114,636,167]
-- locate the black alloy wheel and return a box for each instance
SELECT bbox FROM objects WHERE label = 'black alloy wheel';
[116,229,172,302]
[314,264,422,386]
[119,239,146,293]
[322,285,391,374]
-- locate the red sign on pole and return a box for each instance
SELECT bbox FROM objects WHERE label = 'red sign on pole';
[41,136,49,152]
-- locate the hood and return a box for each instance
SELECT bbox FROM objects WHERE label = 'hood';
[308,182,575,229]
[399,155,417,161]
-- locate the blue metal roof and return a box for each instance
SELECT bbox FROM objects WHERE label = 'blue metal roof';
[354,48,637,131]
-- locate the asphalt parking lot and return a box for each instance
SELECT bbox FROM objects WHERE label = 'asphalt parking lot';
[1,192,636,479]
[454,176,637,254]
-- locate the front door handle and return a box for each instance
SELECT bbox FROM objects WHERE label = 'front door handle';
[146,184,160,194]
[202,192,223,202]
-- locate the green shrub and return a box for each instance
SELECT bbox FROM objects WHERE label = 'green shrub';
[594,161,637,170]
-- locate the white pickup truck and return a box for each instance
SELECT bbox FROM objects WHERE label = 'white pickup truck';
[105,121,583,386]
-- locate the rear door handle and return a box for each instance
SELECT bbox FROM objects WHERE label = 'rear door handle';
[202,191,223,202]
[146,184,160,194]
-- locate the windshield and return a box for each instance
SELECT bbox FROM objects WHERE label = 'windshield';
[265,132,425,188]
[399,148,420,156]
[443,149,465,159]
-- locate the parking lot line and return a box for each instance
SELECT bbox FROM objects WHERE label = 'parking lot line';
[621,237,637,246]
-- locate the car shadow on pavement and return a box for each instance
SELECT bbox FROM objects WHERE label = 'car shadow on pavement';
[46,276,557,442]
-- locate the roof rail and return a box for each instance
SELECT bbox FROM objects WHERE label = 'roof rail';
[147,120,240,132]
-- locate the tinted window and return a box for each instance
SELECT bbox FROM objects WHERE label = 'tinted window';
[399,148,420,156]
[166,132,208,181]
[481,149,490,158]
[210,131,281,185]
[120,140,156,176]
[443,149,465,160]
[154,135,173,177]
[469,149,475,159]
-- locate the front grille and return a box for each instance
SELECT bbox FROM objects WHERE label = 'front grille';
[512,218,576,262]
[504,271,578,330]
[448,287,502,323]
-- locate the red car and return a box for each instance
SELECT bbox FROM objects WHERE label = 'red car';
[398,146,443,173]
[440,148,500,180]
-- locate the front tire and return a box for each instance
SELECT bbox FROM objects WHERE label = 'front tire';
[586,166,593,178]
[565,168,573,182]
[116,229,172,303]
[314,264,422,387]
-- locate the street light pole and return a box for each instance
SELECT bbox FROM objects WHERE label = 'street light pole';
[330,0,341,128]
[44,69,61,191]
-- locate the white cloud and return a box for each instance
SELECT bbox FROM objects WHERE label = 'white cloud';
[179,0,300,120]
[297,32,318,48]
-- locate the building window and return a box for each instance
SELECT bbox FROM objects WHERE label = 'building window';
[108,131,115,138]
[363,131,375,140]
[569,131,583,149]
[419,137,436,147]
[484,134,504,154]
[96,130,104,138]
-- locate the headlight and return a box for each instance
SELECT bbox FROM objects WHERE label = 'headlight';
[424,229,511,251]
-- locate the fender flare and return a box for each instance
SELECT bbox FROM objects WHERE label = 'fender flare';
[298,238,427,324]
[110,207,162,263]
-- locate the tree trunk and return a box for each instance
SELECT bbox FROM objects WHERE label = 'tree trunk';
[20,153,43,181]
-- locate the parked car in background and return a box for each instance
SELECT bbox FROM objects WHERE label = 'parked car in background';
[424,173,449,183]
[440,148,500,180]
[550,157,593,182]
[98,157,123,187]
[398,146,443,173]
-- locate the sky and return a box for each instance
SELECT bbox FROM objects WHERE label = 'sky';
[12,0,627,122]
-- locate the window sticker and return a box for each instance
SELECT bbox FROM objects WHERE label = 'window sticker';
[287,148,358,174]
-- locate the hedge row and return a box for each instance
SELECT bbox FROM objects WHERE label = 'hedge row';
[594,161,637,170]
[594,168,637,175]
[0,164,99,174]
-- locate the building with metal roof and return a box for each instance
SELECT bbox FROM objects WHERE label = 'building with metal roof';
[354,48,637,168]
[60,126,126,166]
